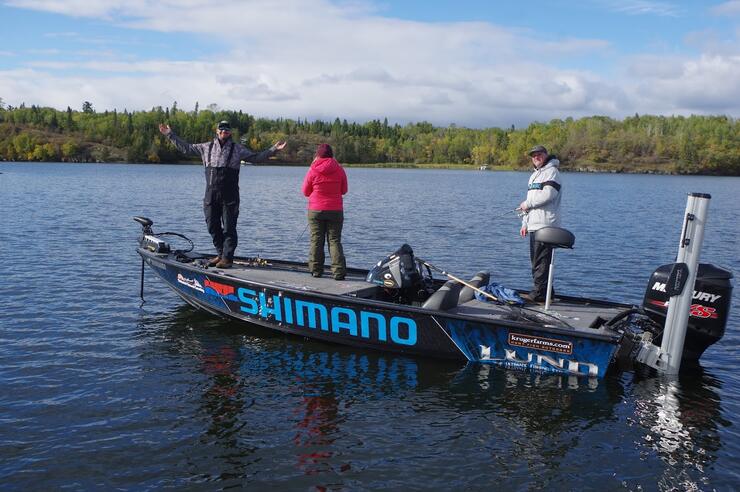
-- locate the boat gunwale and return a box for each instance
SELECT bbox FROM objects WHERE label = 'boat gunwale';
[139,248,626,344]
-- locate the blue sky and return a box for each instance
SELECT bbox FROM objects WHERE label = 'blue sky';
[1,0,738,127]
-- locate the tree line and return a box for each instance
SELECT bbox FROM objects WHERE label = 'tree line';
[0,100,737,175]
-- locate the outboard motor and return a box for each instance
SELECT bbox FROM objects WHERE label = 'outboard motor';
[642,263,733,361]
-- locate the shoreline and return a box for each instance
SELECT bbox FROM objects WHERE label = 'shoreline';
[1,160,735,176]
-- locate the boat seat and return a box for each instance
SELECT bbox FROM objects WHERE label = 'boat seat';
[422,280,463,311]
[534,227,575,311]
[534,227,575,249]
[457,271,491,304]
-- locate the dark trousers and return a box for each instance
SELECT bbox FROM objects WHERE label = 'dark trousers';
[204,188,239,260]
[308,210,346,278]
[529,233,553,298]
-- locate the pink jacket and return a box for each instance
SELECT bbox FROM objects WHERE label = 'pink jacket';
[301,157,348,211]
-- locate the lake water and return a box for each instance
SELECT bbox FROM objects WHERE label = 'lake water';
[1,162,738,490]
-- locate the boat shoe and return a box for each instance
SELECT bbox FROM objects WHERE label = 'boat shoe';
[215,258,233,269]
[522,290,557,304]
[521,292,546,303]
[207,256,221,267]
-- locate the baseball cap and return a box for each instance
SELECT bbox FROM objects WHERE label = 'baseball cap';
[528,145,547,156]
[527,145,547,156]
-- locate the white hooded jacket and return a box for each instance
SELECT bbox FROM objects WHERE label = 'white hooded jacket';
[522,157,562,232]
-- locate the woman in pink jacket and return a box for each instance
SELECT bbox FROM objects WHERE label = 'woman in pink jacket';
[301,144,348,280]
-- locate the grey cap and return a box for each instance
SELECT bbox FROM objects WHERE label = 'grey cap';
[217,120,231,131]
[528,145,547,156]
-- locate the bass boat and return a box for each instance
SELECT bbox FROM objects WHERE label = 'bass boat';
[134,193,732,378]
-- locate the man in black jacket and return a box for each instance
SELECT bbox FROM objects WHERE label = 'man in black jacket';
[159,121,286,268]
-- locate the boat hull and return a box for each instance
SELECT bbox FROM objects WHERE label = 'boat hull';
[140,250,621,378]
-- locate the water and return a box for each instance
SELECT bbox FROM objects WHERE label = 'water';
[1,162,738,490]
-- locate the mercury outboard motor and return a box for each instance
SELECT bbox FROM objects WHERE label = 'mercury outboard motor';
[642,263,733,361]
[367,244,421,289]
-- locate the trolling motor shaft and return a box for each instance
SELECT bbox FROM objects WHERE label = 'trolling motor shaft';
[133,216,155,302]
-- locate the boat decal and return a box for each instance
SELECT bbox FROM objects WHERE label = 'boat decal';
[689,304,718,319]
[647,298,719,319]
[479,347,599,377]
[177,273,204,293]
[204,278,239,301]
[647,299,667,308]
[508,333,573,355]
[651,282,722,303]
[234,287,418,346]
[431,315,470,359]
[444,319,616,378]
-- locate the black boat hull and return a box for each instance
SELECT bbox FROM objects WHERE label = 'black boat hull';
[139,249,622,378]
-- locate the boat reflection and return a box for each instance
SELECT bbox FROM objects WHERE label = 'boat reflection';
[445,363,626,431]
[290,379,341,477]
[137,305,726,489]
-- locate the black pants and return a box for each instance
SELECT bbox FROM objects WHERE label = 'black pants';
[308,210,346,278]
[529,233,553,298]
[204,188,239,260]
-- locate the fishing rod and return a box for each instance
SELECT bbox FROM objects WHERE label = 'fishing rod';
[417,259,500,303]
[491,207,525,219]
[296,222,309,243]
[418,258,573,328]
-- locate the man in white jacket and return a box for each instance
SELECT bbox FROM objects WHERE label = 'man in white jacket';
[518,145,562,302]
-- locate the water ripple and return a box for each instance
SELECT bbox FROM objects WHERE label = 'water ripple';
[0,163,738,490]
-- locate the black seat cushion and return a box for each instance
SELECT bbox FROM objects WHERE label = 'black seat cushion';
[534,227,575,249]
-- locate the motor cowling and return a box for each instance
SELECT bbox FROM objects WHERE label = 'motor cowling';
[642,263,733,360]
[366,244,421,289]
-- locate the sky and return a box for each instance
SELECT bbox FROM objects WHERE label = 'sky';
[0,0,739,128]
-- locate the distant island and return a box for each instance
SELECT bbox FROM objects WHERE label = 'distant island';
[0,101,737,175]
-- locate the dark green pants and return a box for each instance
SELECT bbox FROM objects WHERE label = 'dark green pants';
[308,210,346,278]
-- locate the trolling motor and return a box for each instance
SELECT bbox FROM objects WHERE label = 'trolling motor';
[133,216,153,234]
[133,216,170,254]
[133,216,154,302]
[133,216,172,301]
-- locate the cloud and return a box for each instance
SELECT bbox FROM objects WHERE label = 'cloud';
[5,0,126,18]
[710,0,740,16]
[43,31,79,38]
[624,53,740,113]
[597,0,683,17]
[1,0,738,127]
[684,28,740,57]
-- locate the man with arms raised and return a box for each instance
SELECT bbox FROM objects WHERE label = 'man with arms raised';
[159,120,286,268]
